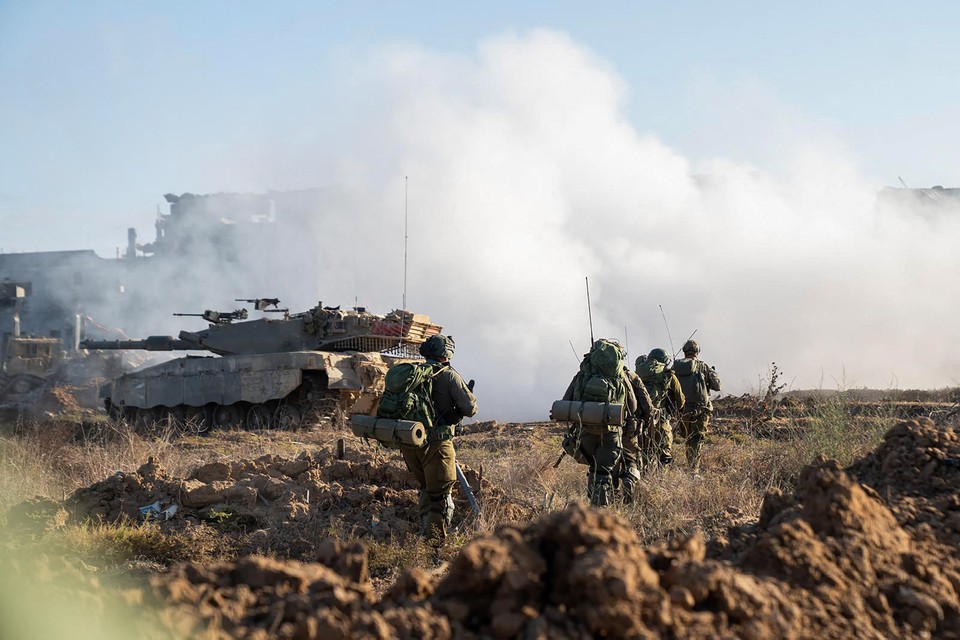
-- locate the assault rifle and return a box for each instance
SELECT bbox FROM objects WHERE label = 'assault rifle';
[455,379,480,517]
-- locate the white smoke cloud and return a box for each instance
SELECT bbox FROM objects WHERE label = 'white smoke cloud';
[294,28,959,420]
[11,28,957,422]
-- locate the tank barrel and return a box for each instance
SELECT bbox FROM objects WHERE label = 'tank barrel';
[81,336,196,351]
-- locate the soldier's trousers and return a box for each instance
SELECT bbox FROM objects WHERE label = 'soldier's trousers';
[401,439,457,544]
[641,414,674,466]
[676,412,710,472]
[579,427,622,507]
[618,419,641,500]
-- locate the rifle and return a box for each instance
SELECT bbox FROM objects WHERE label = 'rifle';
[455,379,480,517]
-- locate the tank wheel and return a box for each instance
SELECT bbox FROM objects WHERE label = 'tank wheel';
[246,404,274,430]
[213,404,243,429]
[183,406,211,434]
[133,408,158,433]
[158,406,186,432]
[7,374,45,396]
[277,405,302,431]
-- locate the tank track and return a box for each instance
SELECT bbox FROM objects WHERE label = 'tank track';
[111,372,341,434]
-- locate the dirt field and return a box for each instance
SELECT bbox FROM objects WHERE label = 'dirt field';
[1,392,958,638]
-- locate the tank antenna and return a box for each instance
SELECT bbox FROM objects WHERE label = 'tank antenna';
[585,276,595,344]
[659,304,675,356]
[400,176,409,352]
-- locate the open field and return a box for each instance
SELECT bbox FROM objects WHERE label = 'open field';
[1,389,959,638]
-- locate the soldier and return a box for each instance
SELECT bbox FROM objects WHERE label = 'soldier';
[400,335,477,545]
[620,367,654,503]
[637,348,685,468]
[672,339,721,475]
[562,339,637,507]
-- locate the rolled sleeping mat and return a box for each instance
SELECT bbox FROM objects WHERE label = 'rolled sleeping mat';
[550,400,625,426]
[349,415,427,447]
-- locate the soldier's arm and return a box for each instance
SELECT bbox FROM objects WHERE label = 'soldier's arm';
[705,363,721,392]
[670,374,685,410]
[622,372,638,415]
[633,376,654,421]
[449,371,478,418]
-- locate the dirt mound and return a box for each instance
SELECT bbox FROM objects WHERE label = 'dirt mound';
[58,445,523,551]
[138,418,960,638]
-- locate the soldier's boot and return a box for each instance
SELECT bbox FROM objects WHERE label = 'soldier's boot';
[423,490,454,547]
[619,465,641,505]
[590,474,614,507]
[586,471,596,504]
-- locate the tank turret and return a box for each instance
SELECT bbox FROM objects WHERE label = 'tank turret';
[83,300,442,432]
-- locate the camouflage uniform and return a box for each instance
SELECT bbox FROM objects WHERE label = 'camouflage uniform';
[674,354,721,473]
[400,338,477,545]
[637,356,685,467]
[562,370,638,507]
[620,369,653,502]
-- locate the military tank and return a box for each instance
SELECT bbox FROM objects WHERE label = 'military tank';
[81,298,441,430]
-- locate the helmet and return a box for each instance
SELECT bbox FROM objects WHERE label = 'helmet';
[648,347,671,365]
[420,334,455,359]
[682,339,700,356]
[635,354,648,369]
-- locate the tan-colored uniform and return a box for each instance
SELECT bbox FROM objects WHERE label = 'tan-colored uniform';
[620,370,654,498]
[562,371,637,506]
[400,361,477,544]
[674,358,721,472]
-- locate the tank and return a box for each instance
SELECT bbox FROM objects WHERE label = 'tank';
[81,299,442,430]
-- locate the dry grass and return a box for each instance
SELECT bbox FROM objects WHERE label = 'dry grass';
[0,394,910,586]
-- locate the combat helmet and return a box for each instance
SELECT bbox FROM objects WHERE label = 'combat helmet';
[648,347,671,365]
[420,334,456,360]
[682,339,700,356]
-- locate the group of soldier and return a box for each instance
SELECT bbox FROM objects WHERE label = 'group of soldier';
[388,333,721,545]
[565,338,722,507]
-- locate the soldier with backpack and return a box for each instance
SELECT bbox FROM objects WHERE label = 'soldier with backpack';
[620,367,654,503]
[561,338,638,507]
[637,347,685,468]
[673,339,721,475]
[378,334,477,545]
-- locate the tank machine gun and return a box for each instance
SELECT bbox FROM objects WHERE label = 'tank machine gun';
[81,299,442,431]
[172,308,249,325]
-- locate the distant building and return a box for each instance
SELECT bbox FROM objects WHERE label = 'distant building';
[877,185,960,216]
[0,188,339,342]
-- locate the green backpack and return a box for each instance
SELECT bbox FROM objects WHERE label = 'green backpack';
[377,362,438,427]
[637,358,671,408]
[672,358,708,410]
[573,339,627,404]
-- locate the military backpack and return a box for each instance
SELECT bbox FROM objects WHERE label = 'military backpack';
[377,362,438,429]
[673,358,709,411]
[572,339,627,404]
[637,358,672,409]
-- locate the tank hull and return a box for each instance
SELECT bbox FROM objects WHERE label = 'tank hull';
[100,350,397,429]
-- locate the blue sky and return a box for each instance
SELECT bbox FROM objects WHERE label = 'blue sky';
[3,2,960,406]
[2,1,959,253]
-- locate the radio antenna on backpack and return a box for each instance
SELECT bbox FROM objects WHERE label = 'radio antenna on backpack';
[659,304,675,356]
[585,276,595,344]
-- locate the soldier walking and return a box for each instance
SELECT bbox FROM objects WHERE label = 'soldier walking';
[636,348,685,468]
[620,367,654,503]
[400,335,477,545]
[672,340,721,475]
[562,339,637,507]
